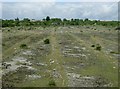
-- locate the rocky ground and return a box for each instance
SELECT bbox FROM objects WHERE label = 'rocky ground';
[1,26,119,87]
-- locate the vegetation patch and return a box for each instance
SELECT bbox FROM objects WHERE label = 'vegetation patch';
[48,79,56,87]
[91,44,95,47]
[2,25,118,87]
[44,39,50,44]
[2,43,5,46]
[20,44,28,49]
[95,44,102,51]
[110,51,120,54]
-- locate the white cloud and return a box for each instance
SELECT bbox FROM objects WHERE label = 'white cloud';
[0,3,2,19]
[1,0,55,2]
[2,2,56,19]
[1,0,120,2]
[2,2,118,20]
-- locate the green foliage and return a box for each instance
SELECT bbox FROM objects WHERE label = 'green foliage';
[110,51,119,54]
[20,44,27,49]
[48,79,56,86]
[46,16,50,21]
[115,27,120,30]
[84,18,89,22]
[95,44,102,51]
[2,16,118,27]
[91,44,95,47]
[15,17,20,26]
[44,39,50,44]
[2,43,5,46]
[21,18,31,26]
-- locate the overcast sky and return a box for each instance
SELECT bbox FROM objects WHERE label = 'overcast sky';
[1,0,119,20]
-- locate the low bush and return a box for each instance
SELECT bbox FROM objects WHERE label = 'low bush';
[44,39,50,44]
[2,43,5,46]
[48,79,56,86]
[91,45,95,47]
[20,44,27,49]
[95,44,101,51]
[110,51,119,54]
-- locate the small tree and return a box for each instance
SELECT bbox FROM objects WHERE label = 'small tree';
[46,16,50,21]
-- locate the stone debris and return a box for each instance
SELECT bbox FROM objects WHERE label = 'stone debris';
[63,53,87,58]
[73,46,79,49]
[113,67,116,69]
[67,73,81,79]
[25,66,37,71]
[52,69,61,78]
[27,74,41,80]
[36,63,47,66]
[65,45,69,48]
[50,61,54,64]
[2,56,35,74]
[67,73,96,87]
[22,50,35,55]
[12,57,27,63]
[81,47,86,50]
[50,59,55,64]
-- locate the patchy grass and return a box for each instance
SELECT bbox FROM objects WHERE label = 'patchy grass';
[2,26,118,87]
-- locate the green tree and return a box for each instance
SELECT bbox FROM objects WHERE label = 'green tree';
[21,18,31,26]
[46,16,50,21]
[15,17,20,26]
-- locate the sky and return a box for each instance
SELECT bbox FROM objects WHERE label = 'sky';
[0,0,119,21]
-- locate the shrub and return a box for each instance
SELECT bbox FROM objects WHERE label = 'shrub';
[91,45,95,47]
[44,39,50,44]
[95,44,101,51]
[2,43,5,46]
[110,51,119,54]
[48,79,56,86]
[20,44,27,49]
[115,27,120,30]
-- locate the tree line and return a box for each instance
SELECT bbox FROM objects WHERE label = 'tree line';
[1,16,119,27]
